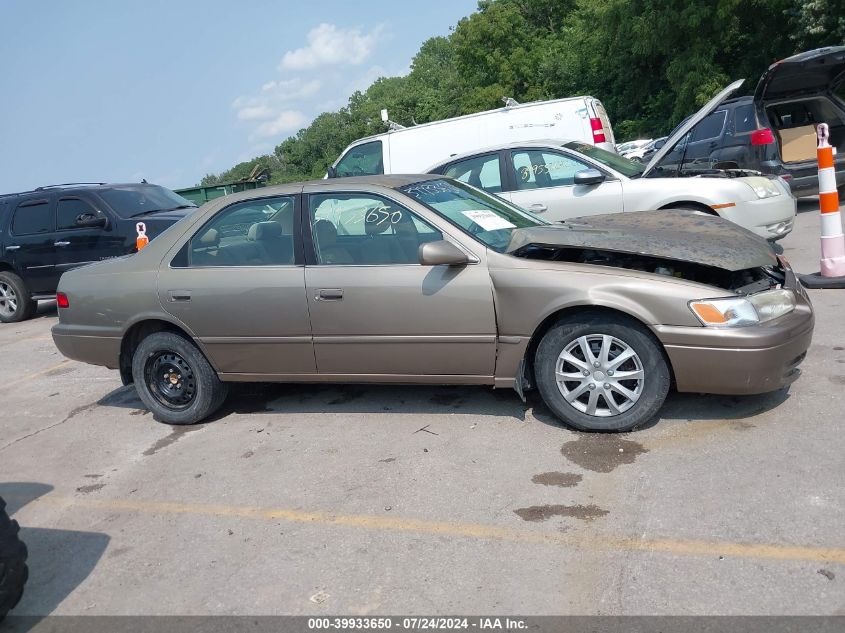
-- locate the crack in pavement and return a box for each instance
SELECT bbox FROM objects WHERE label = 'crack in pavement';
[0,401,98,452]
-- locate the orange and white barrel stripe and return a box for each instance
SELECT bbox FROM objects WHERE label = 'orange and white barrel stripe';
[816,123,845,277]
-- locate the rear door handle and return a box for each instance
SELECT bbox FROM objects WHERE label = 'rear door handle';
[5,245,20,251]
[316,288,344,301]
[54,241,70,247]
[168,290,192,302]
[529,203,548,212]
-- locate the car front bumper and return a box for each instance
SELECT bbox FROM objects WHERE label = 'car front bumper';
[716,191,796,241]
[653,272,814,395]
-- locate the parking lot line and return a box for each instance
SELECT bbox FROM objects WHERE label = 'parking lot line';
[0,359,72,391]
[35,494,845,565]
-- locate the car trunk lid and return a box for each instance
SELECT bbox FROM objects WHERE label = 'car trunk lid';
[754,46,845,101]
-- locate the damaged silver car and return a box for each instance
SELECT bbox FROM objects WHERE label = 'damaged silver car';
[52,176,814,431]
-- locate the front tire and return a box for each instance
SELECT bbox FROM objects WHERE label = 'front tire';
[534,312,670,432]
[132,332,228,425]
[0,497,28,622]
[0,272,37,323]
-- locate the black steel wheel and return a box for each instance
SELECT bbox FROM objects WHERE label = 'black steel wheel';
[132,332,228,425]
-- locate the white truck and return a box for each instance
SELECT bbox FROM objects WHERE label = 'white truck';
[327,96,616,178]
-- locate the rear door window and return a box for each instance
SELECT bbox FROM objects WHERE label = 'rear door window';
[443,154,503,193]
[12,200,53,235]
[334,141,384,177]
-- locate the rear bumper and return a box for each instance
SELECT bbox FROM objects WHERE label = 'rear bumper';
[654,282,814,395]
[52,326,121,369]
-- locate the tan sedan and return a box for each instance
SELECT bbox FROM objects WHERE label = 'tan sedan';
[52,175,813,431]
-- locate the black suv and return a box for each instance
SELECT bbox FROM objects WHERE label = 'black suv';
[646,47,845,197]
[0,182,196,322]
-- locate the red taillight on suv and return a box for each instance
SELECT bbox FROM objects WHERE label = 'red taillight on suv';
[56,292,69,308]
[750,128,775,145]
[589,117,607,143]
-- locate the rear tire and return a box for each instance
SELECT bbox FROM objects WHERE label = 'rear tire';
[534,312,670,432]
[0,497,28,622]
[0,272,37,323]
[131,332,228,425]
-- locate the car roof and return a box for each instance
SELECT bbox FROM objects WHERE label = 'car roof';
[0,182,168,199]
[424,139,579,171]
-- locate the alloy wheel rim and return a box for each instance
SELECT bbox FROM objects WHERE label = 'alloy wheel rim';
[0,282,18,317]
[145,351,197,410]
[555,334,644,417]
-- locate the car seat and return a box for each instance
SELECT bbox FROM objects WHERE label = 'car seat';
[314,220,354,264]
[247,221,293,264]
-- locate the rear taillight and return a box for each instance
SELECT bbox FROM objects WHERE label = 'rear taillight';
[56,292,69,308]
[750,128,775,145]
[589,117,607,143]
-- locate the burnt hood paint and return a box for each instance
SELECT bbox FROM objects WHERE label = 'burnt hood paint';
[505,209,778,272]
[755,46,845,101]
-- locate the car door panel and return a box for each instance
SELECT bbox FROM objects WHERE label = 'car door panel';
[159,267,314,376]
[158,194,315,376]
[508,149,624,220]
[303,189,497,377]
[54,196,126,272]
[305,264,496,376]
[7,197,60,294]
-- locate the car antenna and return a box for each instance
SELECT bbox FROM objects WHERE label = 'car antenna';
[141,178,148,184]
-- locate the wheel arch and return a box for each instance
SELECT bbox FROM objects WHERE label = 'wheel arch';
[523,304,676,389]
[659,200,717,215]
[119,318,196,385]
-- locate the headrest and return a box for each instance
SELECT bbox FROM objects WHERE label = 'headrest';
[314,219,338,245]
[197,227,218,246]
[365,206,393,235]
[248,221,282,241]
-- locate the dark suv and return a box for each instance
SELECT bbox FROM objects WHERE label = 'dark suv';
[0,182,196,322]
[646,47,845,197]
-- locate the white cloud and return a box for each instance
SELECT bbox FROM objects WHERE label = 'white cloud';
[279,23,384,71]
[250,111,309,140]
[237,104,276,121]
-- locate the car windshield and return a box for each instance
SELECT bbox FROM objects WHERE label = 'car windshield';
[564,142,645,178]
[399,178,546,252]
[97,185,197,218]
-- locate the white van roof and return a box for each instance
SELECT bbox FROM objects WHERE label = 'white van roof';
[347,95,600,147]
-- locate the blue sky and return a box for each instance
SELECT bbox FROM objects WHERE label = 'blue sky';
[0,0,477,193]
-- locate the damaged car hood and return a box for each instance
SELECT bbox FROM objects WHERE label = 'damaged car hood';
[506,209,778,272]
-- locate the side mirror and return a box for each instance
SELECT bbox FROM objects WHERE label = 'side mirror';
[419,240,471,266]
[573,168,606,186]
[76,213,107,229]
[326,165,338,179]
[654,139,666,149]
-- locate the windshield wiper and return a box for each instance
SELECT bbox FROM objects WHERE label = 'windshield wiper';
[129,204,197,218]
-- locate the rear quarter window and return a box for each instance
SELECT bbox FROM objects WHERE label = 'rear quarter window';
[12,200,52,235]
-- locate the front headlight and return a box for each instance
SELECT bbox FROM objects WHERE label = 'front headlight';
[689,289,795,327]
[748,179,781,199]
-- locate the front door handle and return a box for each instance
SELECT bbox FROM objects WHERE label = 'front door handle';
[54,241,70,247]
[168,290,192,302]
[529,203,548,212]
[316,288,344,301]
[5,245,20,251]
